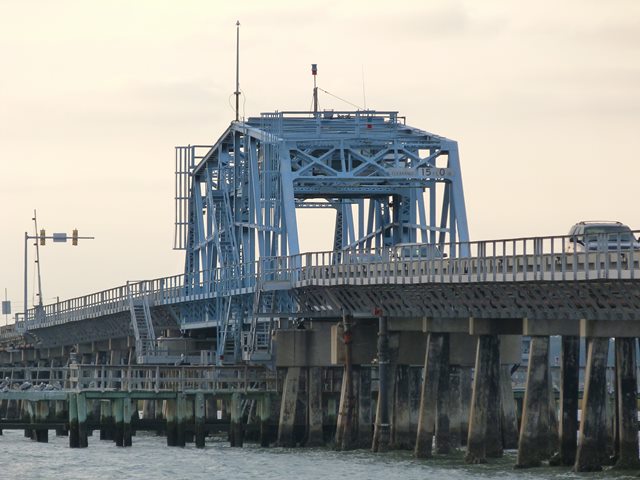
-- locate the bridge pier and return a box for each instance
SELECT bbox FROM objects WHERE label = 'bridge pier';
[574,337,609,472]
[516,335,551,467]
[614,337,640,469]
[307,366,324,447]
[391,364,413,450]
[499,365,519,449]
[414,332,444,458]
[372,315,391,453]
[465,334,501,464]
[278,366,301,447]
[448,366,462,449]
[552,335,579,466]
[434,335,451,454]
[356,366,372,448]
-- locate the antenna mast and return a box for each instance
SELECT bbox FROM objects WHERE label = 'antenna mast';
[234,21,241,122]
[312,63,318,114]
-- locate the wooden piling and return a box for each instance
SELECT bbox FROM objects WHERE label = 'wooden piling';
[112,398,123,446]
[123,397,132,447]
[414,333,444,458]
[77,393,88,448]
[33,401,49,443]
[195,392,206,448]
[516,335,550,468]
[176,394,187,447]
[229,392,244,447]
[99,400,113,440]
[258,394,273,447]
[165,399,177,447]
[574,337,609,472]
[69,393,79,448]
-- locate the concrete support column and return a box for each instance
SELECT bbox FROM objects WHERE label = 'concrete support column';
[448,366,462,449]
[614,337,640,469]
[414,333,444,458]
[516,335,550,468]
[229,392,244,447]
[499,365,519,449]
[392,365,413,450]
[459,367,472,446]
[278,366,301,447]
[465,335,502,463]
[574,337,609,472]
[194,392,206,448]
[372,315,391,453]
[552,335,580,466]
[356,366,372,448]
[307,366,324,447]
[435,334,451,454]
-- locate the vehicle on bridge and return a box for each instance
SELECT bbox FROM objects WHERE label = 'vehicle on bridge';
[566,220,640,253]
[392,242,446,260]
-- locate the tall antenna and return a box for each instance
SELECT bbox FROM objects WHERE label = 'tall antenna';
[234,20,241,122]
[32,210,44,307]
[312,63,318,114]
[361,65,367,110]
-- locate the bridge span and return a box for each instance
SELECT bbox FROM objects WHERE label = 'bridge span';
[2,109,640,471]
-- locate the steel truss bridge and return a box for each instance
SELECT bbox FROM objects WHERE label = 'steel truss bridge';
[2,110,639,363]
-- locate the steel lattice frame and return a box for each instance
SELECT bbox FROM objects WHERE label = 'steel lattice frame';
[175,110,470,362]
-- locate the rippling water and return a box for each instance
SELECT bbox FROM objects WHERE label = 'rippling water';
[0,430,637,480]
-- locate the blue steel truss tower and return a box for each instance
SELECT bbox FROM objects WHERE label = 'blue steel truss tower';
[174,110,470,363]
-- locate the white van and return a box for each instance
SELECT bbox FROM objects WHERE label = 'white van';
[566,221,640,253]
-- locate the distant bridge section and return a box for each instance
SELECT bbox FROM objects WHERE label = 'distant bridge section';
[3,232,639,358]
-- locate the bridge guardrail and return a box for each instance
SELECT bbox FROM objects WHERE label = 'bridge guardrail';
[11,231,640,332]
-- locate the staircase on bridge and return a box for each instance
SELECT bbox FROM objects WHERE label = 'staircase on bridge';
[126,282,163,364]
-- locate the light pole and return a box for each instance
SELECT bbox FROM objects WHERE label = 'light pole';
[21,210,94,332]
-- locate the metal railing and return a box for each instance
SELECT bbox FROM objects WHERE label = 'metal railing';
[0,365,277,393]
[10,231,640,333]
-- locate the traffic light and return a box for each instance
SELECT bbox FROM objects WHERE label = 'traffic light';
[39,229,46,245]
[72,229,78,246]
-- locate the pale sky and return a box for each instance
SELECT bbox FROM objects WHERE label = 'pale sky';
[1,0,639,313]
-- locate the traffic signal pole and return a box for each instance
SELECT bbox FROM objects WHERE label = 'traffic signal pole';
[21,211,94,332]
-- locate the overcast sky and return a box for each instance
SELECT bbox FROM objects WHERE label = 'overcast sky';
[1,0,639,313]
